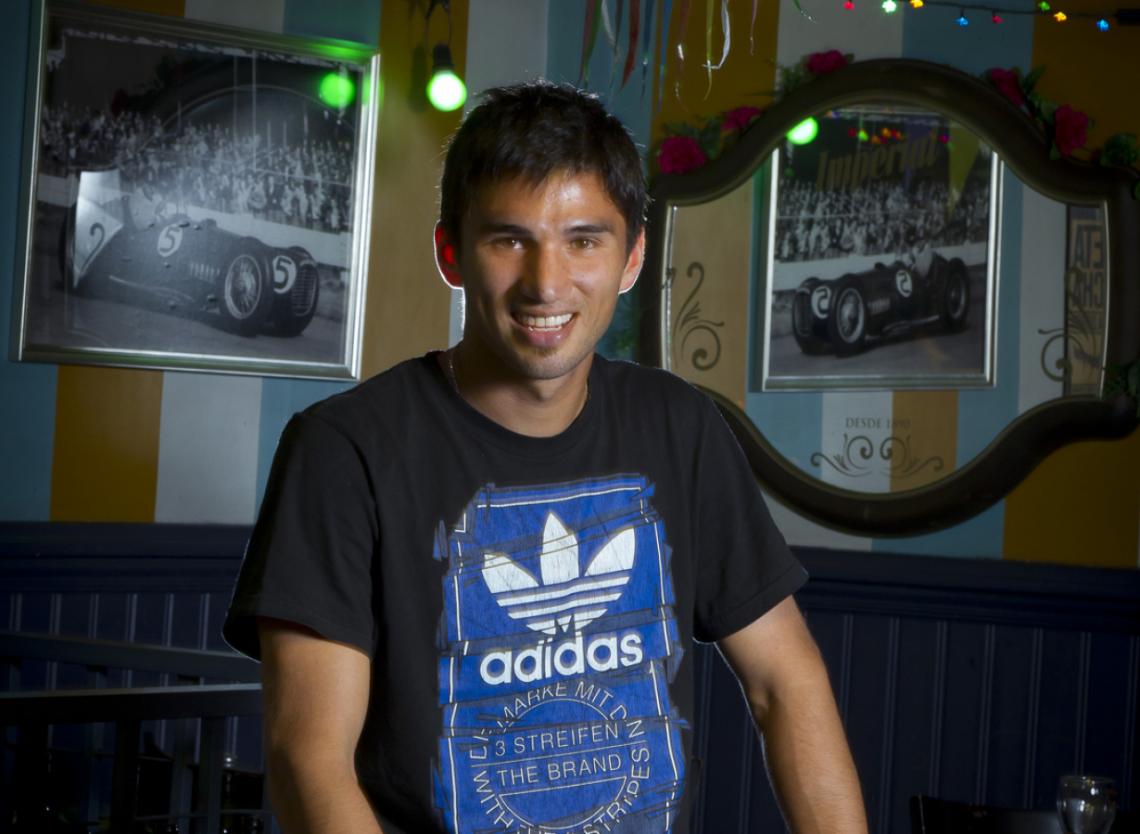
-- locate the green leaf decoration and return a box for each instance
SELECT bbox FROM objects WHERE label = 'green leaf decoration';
[698,117,722,158]
[1102,133,1139,167]
[1023,65,1046,93]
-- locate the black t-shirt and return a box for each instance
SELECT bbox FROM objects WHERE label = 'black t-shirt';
[223,353,806,834]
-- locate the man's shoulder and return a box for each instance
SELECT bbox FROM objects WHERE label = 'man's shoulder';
[299,353,439,438]
[595,355,714,415]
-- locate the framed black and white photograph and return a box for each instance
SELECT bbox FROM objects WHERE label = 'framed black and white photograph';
[12,1,379,379]
[756,105,1000,391]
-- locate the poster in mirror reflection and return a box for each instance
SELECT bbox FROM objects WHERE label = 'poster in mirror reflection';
[755,105,1001,392]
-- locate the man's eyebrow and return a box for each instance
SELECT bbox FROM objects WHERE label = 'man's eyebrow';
[565,222,617,236]
[474,222,534,237]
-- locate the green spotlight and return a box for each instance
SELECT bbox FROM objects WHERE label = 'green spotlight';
[319,72,356,109]
[786,117,820,145]
[427,44,467,112]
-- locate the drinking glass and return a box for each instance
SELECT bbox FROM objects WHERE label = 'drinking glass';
[1057,775,1118,834]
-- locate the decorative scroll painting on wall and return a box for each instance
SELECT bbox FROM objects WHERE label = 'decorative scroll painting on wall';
[12,2,379,380]
[666,179,754,405]
[757,105,1001,392]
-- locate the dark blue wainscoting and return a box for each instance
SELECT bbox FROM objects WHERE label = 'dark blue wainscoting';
[2,525,1138,834]
[690,547,1140,834]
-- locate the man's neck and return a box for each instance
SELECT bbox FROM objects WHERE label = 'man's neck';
[441,344,591,438]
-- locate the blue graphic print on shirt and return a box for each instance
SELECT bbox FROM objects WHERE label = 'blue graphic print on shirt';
[434,476,685,834]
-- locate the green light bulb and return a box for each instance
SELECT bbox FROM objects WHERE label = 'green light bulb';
[428,70,467,112]
[786,117,820,146]
[319,73,356,109]
[882,0,899,12]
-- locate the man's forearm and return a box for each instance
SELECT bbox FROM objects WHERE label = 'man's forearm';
[268,754,384,834]
[753,669,868,834]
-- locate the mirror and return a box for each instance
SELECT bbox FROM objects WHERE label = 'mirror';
[643,60,1139,534]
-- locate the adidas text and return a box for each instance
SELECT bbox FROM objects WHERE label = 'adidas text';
[479,630,643,686]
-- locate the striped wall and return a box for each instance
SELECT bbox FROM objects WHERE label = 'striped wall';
[0,0,459,525]
[0,0,1136,567]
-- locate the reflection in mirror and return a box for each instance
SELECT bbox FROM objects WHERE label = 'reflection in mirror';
[664,107,1111,498]
[647,59,1138,532]
[762,105,999,391]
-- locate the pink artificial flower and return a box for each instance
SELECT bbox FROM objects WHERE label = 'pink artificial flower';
[658,135,708,174]
[986,67,1024,108]
[805,50,848,76]
[1053,104,1089,156]
[721,105,764,133]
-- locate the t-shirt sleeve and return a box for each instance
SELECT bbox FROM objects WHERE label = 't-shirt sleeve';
[222,411,378,661]
[691,396,808,643]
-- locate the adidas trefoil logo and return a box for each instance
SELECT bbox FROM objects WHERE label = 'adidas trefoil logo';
[481,513,635,636]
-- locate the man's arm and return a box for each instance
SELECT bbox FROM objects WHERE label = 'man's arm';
[717,596,868,834]
[258,618,384,834]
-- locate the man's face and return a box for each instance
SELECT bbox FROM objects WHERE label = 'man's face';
[445,169,644,386]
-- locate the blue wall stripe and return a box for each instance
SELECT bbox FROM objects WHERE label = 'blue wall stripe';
[256,378,353,508]
[545,0,654,154]
[546,0,655,360]
[902,5,1035,76]
[0,0,57,521]
[745,391,825,477]
[283,0,379,46]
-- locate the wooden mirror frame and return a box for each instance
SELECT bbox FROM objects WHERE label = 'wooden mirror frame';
[640,58,1140,535]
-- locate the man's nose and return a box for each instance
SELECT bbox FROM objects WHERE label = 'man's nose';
[519,244,565,303]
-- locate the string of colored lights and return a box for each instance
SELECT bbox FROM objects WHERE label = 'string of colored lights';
[851,0,1140,29]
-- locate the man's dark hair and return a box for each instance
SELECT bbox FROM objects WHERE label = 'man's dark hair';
[439,81,646,252]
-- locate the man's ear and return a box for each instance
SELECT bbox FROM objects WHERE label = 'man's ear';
[434,223,463,290]
[618,226,646,295]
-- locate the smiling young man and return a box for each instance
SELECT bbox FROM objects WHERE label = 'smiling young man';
[224,82,867,834]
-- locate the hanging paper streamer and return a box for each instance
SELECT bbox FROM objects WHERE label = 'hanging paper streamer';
[750,0,758,54]
[701,0,730,98]
[579,0,603,85]
[705,1,731,70]
[674,0,691,101]
[623,0,641,88]
[603,0,620,93]
[704,0,713,95]
[601,0,618,52]
[641,0,655,95]
[657,0,673,109]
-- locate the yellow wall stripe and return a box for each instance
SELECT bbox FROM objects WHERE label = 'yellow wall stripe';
[1002,14,1140,567]
[361,1,468,379]
[50,366,164,522]
[890,391,958,493]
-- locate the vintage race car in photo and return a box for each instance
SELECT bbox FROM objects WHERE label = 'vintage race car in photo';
[64,195,320,337]
[790,253,970,356]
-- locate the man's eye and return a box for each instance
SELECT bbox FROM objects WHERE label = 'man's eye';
[492,237,523,249]
[570,238,598,250]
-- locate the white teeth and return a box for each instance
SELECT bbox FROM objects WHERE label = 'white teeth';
[518,313,572,329]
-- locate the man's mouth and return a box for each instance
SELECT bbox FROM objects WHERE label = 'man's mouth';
[516,313,573,331]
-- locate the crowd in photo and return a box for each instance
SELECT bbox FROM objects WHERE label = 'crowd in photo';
[774,174,990,264]
[40,103,355,233]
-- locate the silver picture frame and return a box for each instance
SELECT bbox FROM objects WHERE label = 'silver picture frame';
[757,105,1002,392]
[11,0,380,380]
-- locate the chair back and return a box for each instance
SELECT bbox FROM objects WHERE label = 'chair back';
[911,796,1064,834]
